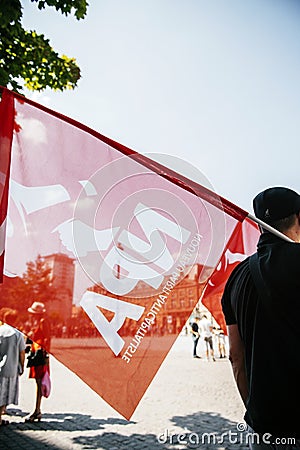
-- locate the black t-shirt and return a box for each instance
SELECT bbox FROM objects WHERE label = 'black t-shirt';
[222,232,300,438]
[191,322,199,334]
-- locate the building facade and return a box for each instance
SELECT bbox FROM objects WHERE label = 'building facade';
[44,253,75,323]
[88,265,208,336]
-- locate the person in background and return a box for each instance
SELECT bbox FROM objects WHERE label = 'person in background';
[216,328,226,359]
[199,314,215,361]
[25,301,51,423]
[190,317,201,358]
[222,187,300,447]
[0,310,25,426]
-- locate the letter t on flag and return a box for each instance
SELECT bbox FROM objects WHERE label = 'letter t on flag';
[0,87,258,419]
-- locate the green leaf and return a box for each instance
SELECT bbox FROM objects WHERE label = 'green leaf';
[0,0,88,92]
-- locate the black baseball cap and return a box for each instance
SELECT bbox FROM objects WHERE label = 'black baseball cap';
[253,187,300,223]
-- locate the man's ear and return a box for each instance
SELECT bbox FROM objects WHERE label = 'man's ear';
[295,212,300,228]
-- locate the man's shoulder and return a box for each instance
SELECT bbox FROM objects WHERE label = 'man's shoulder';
[221,256,253,325]
[222,255,254,301]
[226,255,251,284]
[281,241,300,260]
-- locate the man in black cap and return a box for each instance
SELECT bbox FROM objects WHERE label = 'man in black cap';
[222,187,300,448]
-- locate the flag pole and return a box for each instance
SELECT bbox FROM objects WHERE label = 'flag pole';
[247,213,294,243]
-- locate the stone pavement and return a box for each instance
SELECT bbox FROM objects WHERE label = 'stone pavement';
[0,335,250,450]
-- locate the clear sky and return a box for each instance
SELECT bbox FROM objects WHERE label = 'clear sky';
[22,0,300,211]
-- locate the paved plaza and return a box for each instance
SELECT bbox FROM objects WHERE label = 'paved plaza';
[0,334,249,450]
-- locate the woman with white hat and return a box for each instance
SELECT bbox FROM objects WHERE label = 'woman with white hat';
[25,301,51,423]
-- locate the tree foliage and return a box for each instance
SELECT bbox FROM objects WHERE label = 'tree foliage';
[0,255,57,316]
[0,0,89,92]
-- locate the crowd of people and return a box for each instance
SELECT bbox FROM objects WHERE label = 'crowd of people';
[51,316,186,339]
[189,314,226,361]
[0,302,227,427]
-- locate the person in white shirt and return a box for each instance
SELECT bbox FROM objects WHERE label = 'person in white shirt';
[0,310,26,426]
[199,314,215,361]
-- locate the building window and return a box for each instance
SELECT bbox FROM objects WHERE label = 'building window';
[171,299,176,309]
[189,298,195,307]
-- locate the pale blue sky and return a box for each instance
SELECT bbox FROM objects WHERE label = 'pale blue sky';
[22,0,300,211]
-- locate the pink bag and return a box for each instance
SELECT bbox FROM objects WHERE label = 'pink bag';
[41,371,51,398]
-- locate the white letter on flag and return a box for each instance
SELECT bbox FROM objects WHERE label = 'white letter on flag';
[80,291,145,355]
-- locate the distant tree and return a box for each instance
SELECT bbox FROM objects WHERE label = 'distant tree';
[0,254,56,315]
[22,254,56,306]
[0,0,89,92]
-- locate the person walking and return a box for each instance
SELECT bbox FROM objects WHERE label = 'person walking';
[25,301,51,423]
[216,328,226,358]
[222,187,300,447]
[199,314,215,361]
[0,310,26,426]
[190,317,201,358]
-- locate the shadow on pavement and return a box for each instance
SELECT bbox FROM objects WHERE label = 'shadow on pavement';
[0,412,134,450]
[0,410,249,449]
[72,411,249,449]
[172,410,241,435]
[0,430,63,450]
[2,410,134,431]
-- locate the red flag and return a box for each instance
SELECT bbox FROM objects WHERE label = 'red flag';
[0,90,14,282]
[201,218,260,333]
[0,87,250,419]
